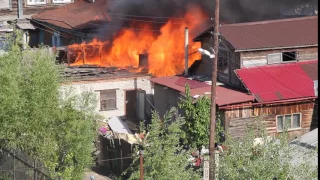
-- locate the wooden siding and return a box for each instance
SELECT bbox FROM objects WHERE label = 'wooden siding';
[241,47,318,68]
[222,101,316,140]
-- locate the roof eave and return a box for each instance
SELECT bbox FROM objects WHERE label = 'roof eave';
[234,44,318,52]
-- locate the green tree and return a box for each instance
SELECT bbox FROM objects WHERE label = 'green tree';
[218,124,318,180]
[178,85,223,149]
[0,32,98,179]
[127,108,201,180]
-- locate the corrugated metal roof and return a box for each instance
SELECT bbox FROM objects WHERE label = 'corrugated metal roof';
[32,0,109,30]
[194,16,318,51]
[175,77,210,89]
[297,128,318,148]
[150,76,255,106]
[236,60,318,103]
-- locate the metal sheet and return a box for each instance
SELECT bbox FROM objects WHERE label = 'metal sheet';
[16,22,35,30]
[108,116,133,134]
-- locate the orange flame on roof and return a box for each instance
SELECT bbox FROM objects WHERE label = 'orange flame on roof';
[68,6,207,77]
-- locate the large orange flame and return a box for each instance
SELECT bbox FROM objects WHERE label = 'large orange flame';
[68,6,207,77]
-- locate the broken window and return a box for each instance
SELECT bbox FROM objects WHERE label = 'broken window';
[100,90,117,111]
[276,113,301,132]
[267,51,297,64]
[282,51,297,62]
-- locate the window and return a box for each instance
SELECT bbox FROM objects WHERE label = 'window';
[0,0,10,9]
[276,113,301,132]
[27,0,46,5]
[52,0,72,3]
[267,51,297,64]
[100,90,117,111]
[52,32,61,47]
[282,51,296,62]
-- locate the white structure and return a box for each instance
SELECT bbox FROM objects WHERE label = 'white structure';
[61,68,152,122]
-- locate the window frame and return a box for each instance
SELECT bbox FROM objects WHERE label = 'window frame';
[276,113,302,132]
[26,0,46,5]
[52,0,72,4]
[99,89,117,111]
[52,32,61,47]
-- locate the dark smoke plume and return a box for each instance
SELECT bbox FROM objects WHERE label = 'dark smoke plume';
[106,0,317,23]
[96,0,317,40]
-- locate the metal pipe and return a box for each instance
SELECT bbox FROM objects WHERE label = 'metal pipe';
[219,97,316,109]
[184,27,189,76]
[18,0,23,19]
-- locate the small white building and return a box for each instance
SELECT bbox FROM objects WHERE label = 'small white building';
[61,67,153,127]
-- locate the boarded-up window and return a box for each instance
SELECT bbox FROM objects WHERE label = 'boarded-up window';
[276,113,301,132]
[0,0,10,9]
[100,90,117,111]
[267,53,282,64]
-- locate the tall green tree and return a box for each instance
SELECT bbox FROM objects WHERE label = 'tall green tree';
[178,85,223,149]
[0,31,98,179]
[127,108,201,180]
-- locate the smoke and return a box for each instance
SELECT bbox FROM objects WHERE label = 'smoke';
[95,0,317,40]
[106,0,317,22]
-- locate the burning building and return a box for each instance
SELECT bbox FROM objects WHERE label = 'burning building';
[31,0,210,77]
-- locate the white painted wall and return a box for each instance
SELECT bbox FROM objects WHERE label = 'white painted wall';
[61,76,152,120]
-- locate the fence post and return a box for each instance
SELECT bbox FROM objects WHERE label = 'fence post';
[13,152,15,180]
[34,160,37,180]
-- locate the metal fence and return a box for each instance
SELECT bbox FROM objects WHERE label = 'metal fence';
[0,148,53,180]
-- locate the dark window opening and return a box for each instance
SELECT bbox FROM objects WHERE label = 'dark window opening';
[282,51,296,62]
[100,90,117,111]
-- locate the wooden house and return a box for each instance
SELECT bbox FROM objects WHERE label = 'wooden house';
[190,16,318,139]
[154,16,319,140]
[0,0,75,48]
[31,0,109,47]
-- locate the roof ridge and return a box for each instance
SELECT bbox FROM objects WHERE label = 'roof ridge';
[221,15,318,27]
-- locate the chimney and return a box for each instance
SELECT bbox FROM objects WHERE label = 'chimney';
[139,53,149,70]
[184,27,189,76]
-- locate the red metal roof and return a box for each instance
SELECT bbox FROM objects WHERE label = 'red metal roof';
[175,77,210,89]
[150,76,255,106]
[236,60,318,103]
[194,16,318,51]
[32,0,109,30]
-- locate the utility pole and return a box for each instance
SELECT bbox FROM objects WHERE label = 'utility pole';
[139,148,144,180]
[209,0,219,179]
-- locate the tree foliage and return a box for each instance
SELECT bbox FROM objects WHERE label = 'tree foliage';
[0,31,98,179]
[178,85,223,149]
[127,108,201,180]
[218,125,318,180]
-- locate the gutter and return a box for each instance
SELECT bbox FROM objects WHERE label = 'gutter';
[219,97,317,109]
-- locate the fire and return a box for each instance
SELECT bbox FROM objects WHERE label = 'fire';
[68,6,207,77]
